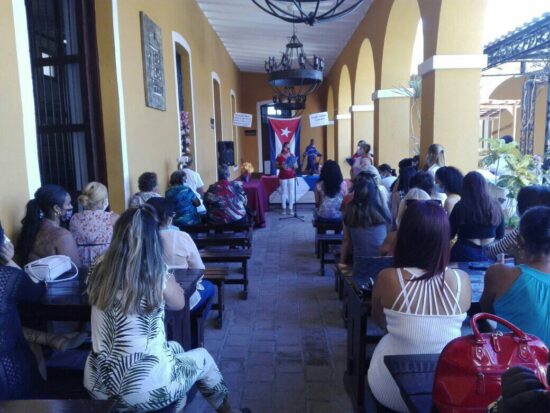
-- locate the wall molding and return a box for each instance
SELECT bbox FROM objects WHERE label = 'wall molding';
[12,0,41,197]
[350,104,374,112]
[372,88,414,100]
[336,113,352,120]
[172,32,198,171]
[418,54,488,76]
[211,71,222,178]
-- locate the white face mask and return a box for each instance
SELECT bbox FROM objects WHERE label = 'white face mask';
[103,199,109,211]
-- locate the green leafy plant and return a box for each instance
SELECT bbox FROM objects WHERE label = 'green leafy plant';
[479,137,546,226]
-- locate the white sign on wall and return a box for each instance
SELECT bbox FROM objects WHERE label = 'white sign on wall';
[233,112,253,128]
[309,111,330,128]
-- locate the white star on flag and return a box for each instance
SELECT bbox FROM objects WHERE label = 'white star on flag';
[280,127,291,137]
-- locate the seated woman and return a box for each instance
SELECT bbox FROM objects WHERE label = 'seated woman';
[486,185,550,261]
[0,222,44,400]
[390,166,416,229]
[340,175,390,269]
[481,206,550,346]
[314,160,348,222]
[368,201,471,412]
[147,197,215,315]
[70,182,119,268]
[435,166,463,214]
[204,165,248,225]
[380,188,431,257]
[84,205,248,412]
[16,185,81,267]
[449,171,504,261]
[129,172,161,207]
[165,170,201,228]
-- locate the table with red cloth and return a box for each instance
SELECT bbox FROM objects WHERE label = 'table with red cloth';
[260,175,280,197]
[242,179,268,228]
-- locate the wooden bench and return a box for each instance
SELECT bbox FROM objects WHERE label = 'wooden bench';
[192,231,252,249]
[313,220,343,257]
[183,221,253,235]
[318,233,343,276]
[204,267,228,328]
[201,249,252,299]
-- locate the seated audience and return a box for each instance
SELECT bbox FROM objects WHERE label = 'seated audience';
[449,171,504,261]
[314,160,347,221]
[0,222,44,399]
[84,205,247,412]
[166,170,201,227]
[481,206,550,346]
[378,164,397,192]
[390,166,416,227]
[70,182,119,268]
[178,155,205,196]
[340,176,390,269]
[147,197,214,315]
[424,143,446,176]
[204,165,248,225]
[409,171,435,198]
[368,201,471,412]
[129,172,161,207]
[435,166,463,214]
[16,185,81,266]
[487,185,550,261]
[381,188,431,256]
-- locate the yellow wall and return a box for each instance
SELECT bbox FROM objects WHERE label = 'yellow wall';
[237,72,325,172]
[100,0,241,204]
[0,1,34,238]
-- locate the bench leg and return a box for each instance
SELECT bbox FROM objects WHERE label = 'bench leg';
[240,260,248,300]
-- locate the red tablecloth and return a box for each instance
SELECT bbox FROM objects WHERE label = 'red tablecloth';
[242,179,268,228]
[260,175,280,197]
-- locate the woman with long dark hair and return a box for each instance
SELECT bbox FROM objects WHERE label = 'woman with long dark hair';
[390,166,417,227]
[435,166,463,214]
[449,171,504,261]
[16,185,80,266]
[314,160,347,221]
[85,205,248,412]
[340,175,390,268]
[368,202,471,412]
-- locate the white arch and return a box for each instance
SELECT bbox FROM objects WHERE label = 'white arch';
[172,31,198,170]
[211,72,222,176]
[229,89,238,164]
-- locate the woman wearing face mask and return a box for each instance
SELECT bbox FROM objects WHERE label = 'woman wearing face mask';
[16,184,81,267]
[435,166,463,215]
[276,142,298,215]
[70,182,119,268]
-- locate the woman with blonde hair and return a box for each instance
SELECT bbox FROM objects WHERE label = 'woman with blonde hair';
[84,205,247,413]
[424,143,446,177]
[70,182,119,268]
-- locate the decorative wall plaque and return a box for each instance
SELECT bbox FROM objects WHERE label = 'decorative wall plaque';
[140,12,166,111]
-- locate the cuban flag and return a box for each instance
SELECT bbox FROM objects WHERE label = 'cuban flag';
[268,116,301,175]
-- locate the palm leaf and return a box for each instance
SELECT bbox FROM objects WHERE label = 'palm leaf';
[132,387,176,412]
[99,302,133,357]
[102,353,159,397]
[170,356,200,389]
[136,308,162,349]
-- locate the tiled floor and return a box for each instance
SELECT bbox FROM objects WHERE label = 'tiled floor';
[184,206,354,413]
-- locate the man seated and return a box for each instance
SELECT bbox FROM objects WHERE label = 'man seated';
[204,165,248,225]
[302,139,322,175]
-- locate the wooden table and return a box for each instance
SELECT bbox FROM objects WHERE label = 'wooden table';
[384,354,439,413]
[18,268,204,351]
[0,399,116,413]
[343,261,486,413]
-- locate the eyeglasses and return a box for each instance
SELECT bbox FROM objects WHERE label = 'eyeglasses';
[405,199,443,207]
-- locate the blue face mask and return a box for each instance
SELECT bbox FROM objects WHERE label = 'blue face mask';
[435,184,445,194]
[61,208,73,223]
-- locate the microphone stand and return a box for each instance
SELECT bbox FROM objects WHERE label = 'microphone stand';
[280,168,304,222]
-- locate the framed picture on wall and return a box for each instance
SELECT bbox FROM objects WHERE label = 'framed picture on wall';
[140,12,166,111]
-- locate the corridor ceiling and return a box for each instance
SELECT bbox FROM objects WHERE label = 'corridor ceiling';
[195,0,372,73]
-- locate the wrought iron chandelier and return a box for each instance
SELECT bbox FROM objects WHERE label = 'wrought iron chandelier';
[251,0,365,26]
[265,28,324,110]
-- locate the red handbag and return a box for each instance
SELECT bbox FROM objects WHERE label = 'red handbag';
[433,313,548,413]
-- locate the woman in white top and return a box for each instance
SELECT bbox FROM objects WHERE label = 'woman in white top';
[368,201,472,412]
[424,143,446,177]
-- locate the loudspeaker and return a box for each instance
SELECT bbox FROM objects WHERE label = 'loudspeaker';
[217,141,235,166]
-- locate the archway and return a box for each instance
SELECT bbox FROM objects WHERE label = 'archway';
[326,86,335,161]
[230,90,240,164]
[376,0,421,168]
[337,65,352,170]
[353,39,375,151]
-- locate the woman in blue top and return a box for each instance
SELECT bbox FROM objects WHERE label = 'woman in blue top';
[481,206,550,346]
[165,170,201,228]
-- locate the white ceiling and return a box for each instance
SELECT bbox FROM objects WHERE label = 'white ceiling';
[195,0,372,73]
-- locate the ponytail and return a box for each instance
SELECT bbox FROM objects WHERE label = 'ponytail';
[16,199,43,264]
